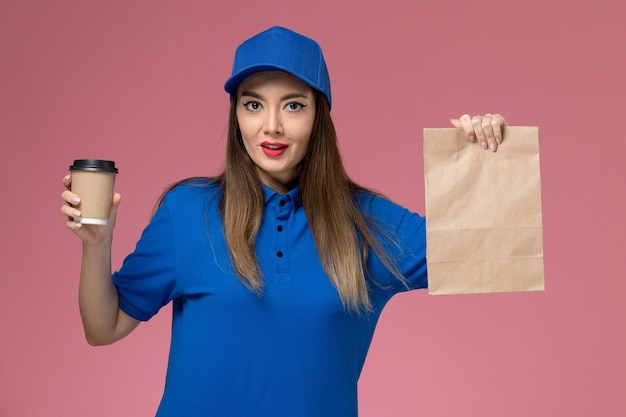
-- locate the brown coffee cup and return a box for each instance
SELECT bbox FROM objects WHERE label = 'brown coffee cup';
[69,159,119,225]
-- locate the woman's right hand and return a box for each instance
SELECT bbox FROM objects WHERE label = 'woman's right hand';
[61,174,121,247]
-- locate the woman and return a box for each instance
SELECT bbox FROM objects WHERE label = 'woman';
[61,26,506,417]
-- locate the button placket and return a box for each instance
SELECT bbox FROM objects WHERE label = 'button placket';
[274,197,291,274]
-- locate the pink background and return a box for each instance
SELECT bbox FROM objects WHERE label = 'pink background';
[1,0,624,416]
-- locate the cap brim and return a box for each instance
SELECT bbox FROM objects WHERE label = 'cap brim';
[225,65,321,97]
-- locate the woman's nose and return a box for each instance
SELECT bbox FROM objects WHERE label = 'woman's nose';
[263,109,283,135]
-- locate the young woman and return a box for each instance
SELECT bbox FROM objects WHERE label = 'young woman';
[61,26,506,417]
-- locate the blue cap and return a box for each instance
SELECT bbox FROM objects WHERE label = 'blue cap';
[224,26,332,108]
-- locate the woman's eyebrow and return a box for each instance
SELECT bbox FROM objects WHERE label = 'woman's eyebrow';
[240,91,263,100]
[280,93,311,101]
[239,91,311,101]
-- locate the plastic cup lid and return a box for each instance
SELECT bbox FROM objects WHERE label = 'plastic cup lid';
[69,159,118,173]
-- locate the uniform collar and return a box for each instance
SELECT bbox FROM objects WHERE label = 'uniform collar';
[261,183,302,209]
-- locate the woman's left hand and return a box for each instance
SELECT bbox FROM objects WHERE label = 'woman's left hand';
[450,113,507,152]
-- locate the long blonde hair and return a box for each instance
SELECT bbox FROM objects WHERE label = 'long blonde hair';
[161,91,406,314]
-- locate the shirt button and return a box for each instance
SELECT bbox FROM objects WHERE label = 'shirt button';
[276,251,283,258]
[277,225,283,232]
[279,200,285,207]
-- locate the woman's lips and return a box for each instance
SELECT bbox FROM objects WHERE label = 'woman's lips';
[261,141,288,157]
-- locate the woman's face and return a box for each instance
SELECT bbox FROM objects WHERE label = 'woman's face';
[236,71,316,193]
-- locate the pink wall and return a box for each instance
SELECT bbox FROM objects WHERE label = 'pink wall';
[1,0,625,416]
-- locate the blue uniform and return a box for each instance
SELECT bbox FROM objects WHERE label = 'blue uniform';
[112,179,427,417]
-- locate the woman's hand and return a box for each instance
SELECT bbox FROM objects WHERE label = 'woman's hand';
[60,174,121,247]
[450,113,507,152]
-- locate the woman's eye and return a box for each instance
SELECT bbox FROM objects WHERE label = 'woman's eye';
[285,102,305,112]
[244,101,261,111]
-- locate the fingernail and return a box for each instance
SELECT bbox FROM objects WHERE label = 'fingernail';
[490,143,497,152]
[469,135,476,142]
[72,197,80,204]
[481,142,488,150]
[496,137,502,145]
[63,175,70,182]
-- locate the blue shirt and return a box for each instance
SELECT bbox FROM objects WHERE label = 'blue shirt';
[112,179,427,417]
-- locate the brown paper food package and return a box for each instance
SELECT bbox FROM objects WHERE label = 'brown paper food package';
[423,126,544,295]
